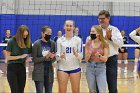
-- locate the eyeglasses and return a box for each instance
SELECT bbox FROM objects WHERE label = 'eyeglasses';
[98,18,106,20]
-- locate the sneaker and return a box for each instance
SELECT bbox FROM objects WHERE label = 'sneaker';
[124,68,127,73]
[117,68,121,73]
[124,73,127,78]
[133,69,137,73]
[26,67,29,73]
[0,70,4,74]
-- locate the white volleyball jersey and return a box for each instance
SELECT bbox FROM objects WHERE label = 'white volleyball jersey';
[56,35,83,71]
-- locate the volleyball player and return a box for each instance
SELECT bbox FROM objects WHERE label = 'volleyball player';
[74,26,82,39]
[129,27,140,74]
[2,29,12,60]
[53,30,62,42]
[118,30,129,73]
[56,20,83,93]
[1,29,12,73]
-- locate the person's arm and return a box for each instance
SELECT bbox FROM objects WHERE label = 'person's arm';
[98,47,109,62]
[51,41,56,53]
[56,38,62,61]
[85,41,92,62]
[6,52,27,61]
[73,38,83,61]
[129,27,140,44]
[32,41,50,64]
[86,36,90,43]
[108,27,123,48]
[49,41,56,63]
[6,39,28,60]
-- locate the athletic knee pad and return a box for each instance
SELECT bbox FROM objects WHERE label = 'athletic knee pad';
[118,60,122,64]
[124,60,128,64]
[134,58,139,63]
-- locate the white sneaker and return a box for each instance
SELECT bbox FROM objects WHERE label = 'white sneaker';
[124,73,127,78]
[117,68,121,73]
[0,70,4,74]
[26,67,29,73]
[124,68,127,73]
[133,69,137,73]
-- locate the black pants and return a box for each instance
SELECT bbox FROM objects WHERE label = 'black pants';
[106,55,118,93]
[7,63,26,93]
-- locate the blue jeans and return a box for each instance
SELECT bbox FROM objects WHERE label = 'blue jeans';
[86,62,106,93]
[35,80,53,93]
[34,62,53,93]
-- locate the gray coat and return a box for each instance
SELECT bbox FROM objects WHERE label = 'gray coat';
[32,39,56,82]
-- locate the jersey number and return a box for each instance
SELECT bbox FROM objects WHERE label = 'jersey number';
[66,47,72,53]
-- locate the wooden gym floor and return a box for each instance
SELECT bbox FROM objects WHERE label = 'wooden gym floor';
[0,62,140,93]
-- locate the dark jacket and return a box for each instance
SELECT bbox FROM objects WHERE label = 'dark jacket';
[32,39,56,82]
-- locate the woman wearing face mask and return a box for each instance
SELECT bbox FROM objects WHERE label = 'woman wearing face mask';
[32,26,56,93]
[6,25,32,93]
[85,25,109,93]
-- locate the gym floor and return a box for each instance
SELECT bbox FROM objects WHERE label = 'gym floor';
[0,62,140,93]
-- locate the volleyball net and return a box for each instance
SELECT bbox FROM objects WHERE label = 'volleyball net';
[0,0,140,59]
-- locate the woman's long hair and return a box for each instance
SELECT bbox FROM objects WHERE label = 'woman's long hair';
[92,25,109,48]
[14,25,31,48]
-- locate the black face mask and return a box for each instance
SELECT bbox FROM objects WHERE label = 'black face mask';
[44,34,51,41]
[90,34,97,40]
